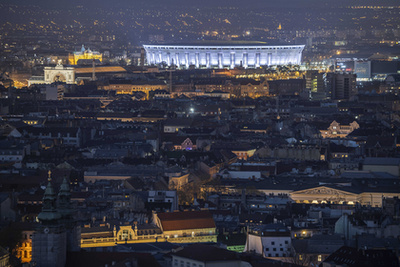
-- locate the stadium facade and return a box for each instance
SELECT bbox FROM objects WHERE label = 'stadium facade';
[143,43,305,69]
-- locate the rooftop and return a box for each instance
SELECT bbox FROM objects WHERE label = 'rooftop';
[157,210,215,231]
[364,157,400,166]
[144,41,304,47]
[173,244,239,262]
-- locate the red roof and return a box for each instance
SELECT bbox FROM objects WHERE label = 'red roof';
[157,211,215,231]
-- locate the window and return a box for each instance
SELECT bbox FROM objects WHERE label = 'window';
[265,248,269,251]
[285,241,288,244]
[174,259,178,266]
[273,248,276,251]
[318,255,322,262]
[280,248,283,251]
[271,242,275,245]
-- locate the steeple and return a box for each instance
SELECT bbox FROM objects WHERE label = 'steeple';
[81,44,85,53]
[37,170,61,224]
[58,176,73,219]
[32,170,68,267]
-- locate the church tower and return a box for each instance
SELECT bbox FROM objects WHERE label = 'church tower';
[32,171,67,267]
[58,176,81,252]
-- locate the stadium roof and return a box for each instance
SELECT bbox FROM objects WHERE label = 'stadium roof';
[144,41,303,47]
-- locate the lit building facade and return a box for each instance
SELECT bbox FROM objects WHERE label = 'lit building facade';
[80,211,217,248]
[16,229,34,264]
[320,120,360,139]
[28,63,74,86]
[143,43,304,69]
[68,45,102,65]
[244,224,292,258]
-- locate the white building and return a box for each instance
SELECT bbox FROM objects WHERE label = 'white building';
[28,62,75,86]
[148,190,178,211]
[220,170,262,180]
[244,224,292,258]
[172,244,252,267]
[0,141,27,168]
[143,42,304,69]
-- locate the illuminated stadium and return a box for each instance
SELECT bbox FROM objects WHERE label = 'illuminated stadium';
[143,42,305,69]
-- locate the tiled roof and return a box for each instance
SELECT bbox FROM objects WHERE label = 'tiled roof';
[364,157,400,166]
[66,252,160,267]
[75,66,127,74]
[173,244,238,262]
[323,246,399,267]
[158,210,215,231]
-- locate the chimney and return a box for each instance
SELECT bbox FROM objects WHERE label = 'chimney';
[92,59,96,81]
[140,48,145,69]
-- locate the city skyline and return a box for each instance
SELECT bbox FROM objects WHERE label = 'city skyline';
[4,0,400,8]
[0,0,399,266]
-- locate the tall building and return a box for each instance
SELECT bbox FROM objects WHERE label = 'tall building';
[325,73,357,100]
[354,60,372,81]
[305,71,326,100]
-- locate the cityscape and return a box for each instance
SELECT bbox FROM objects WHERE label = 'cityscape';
[0,0,399,266]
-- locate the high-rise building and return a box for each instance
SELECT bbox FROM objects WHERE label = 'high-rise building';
[354,60,371,81]
[325,73,357,100]
[305,71,326,100]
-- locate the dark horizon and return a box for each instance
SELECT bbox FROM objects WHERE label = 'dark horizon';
[2,0,400,9]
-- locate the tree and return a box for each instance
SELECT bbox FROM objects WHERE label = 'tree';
[0,224,22,257]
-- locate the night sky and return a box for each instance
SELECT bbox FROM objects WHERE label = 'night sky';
[4,0,400,8]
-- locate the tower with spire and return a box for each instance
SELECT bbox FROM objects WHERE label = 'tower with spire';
[31,171,70,267]
[58,176,81,252]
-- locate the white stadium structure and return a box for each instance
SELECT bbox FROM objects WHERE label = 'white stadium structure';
[143,42,305,69]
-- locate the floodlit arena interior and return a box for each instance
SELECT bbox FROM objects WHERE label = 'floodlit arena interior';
[143,42,305,69]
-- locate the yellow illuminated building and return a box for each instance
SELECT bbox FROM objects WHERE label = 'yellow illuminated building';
[15,230,34,264]
[100,81,167,100]
[320,120,360,139]
[68,45,102,65]
[80,211,217,248]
